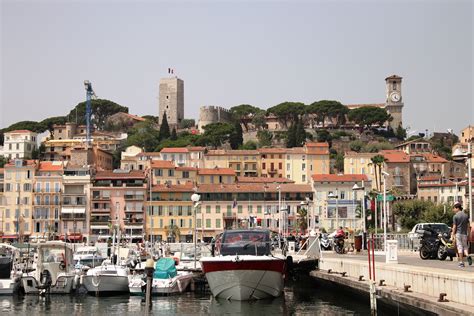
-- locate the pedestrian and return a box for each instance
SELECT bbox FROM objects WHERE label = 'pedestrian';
[451,202,472,267]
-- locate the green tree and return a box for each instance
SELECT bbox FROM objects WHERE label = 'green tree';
[395,125,407,140]
[307,100,348,128]
[230,104,263,131]
[266,102,306,128]
[126,120,160,152]
[334,152,344,173]
[179,119,196,129]
[67,99,128,130]
[369,154,385,192]
[159,112,171,141]
[201,122,235,149]
[348,106,392,129]
[251,110,267,130]
[229,121,243,150]
[165,225,181,242]
[297,207,308,234]
[286,122,297,148]
[241,140,258,150]
[349,140,365,152]
[295,118,306,146]
[257,130,273,148]
[0,156,7,168]
[316,129,332,144]
[392,200,452,230]
[170,128,178,141]
[39,116,68,136]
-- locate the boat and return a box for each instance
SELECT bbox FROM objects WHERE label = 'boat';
[129,257,193,295]
[20,241,77,294]
[200,229,287,301]
[81,260,130,295]
[73,246,105,269]
[0,244,22,295]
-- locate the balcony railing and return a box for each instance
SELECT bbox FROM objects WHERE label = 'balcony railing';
[92,195,111,201]
[60,214,86,220]
[124,195,145,200]
[223,212,237,219]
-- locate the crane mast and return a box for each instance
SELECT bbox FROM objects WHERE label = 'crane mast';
[83,80,97,148]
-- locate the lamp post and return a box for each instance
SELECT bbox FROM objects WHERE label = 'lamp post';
[190,193,201,270]
[352,182,366,249]
[453,143,473,222]
[277,185,281,236]
[300,197,312,235]
[382,171,390,253]
[328,189,339,231]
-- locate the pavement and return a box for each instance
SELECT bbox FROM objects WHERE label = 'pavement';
[321,250,474,272]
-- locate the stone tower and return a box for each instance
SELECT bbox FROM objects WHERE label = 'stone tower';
[384,75,404,129]
[158,77,184,126]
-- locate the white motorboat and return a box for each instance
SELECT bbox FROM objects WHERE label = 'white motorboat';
[0,244,22,295]
[73,246,105,269]
[81,261,130,295]
[200,229,287,301]
[129,257,193,295]
[21,241,77,294]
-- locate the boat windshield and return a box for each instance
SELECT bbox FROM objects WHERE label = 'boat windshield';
[41,248,65,263]
[220,231,271,256]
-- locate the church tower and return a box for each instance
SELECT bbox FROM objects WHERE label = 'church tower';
[384,75,404,129]
[159,77,184,127]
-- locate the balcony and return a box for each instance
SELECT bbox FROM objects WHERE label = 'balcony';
[124,194,145,201]
[268,169,278,174]
[223,212,237,219]
[91,208,110,213]
[124,208,143,213]
[92,195,110,201]
[90,217,110,226]
[60,214,86,221]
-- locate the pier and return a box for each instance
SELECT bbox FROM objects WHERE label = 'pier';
[311,251,474,315]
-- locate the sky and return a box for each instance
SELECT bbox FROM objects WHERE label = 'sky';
[1,0,473,136]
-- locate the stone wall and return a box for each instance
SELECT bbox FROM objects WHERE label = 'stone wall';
[198,106,233,132]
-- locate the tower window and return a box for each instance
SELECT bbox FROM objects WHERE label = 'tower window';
[393,81,396,90]
[166,96,169,99]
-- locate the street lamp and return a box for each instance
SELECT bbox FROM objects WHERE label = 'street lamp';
[328,189,339,230]
[382,171,390,254]
[300,197,313,236]
[190,192,201,269]
[453,143,473,222]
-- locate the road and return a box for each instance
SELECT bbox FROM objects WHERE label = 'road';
[321,250,474,272]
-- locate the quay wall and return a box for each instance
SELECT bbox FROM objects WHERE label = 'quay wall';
[317,257,474,307]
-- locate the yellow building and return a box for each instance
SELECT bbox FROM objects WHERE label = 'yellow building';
[260,148,286,178]
[344,151,377,190]
[284,147,308,184]
[204,150,259,177]
[1,159,36,241]
[305,142,330,176]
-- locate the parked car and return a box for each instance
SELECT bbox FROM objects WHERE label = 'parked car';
[408,223,451,248]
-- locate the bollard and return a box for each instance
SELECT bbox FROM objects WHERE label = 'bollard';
[327,269,332,274]
[438,293,449,302]
[341,272,347,277]
[403,284,411,292]
[379,280,385,286]
[144,259,155,310]
[359,275,364,281]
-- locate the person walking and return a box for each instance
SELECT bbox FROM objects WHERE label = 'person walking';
[452,202,472,267]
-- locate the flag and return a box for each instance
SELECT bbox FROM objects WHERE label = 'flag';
[168,68,174,74]
[232,199,237,208]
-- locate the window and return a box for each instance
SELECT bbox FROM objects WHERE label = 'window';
[155,169,163,177]
[238,205,243,213]
[278,163,282,169]
[262,163,266,169]
[36,182,41,192]
[248,205,253,213]
[340,191,345,199]
[206,206,211,214]
[216,219,221,228]
[215,206,221,214]
[257,206,262,213]
[393,81,396,90]
[45,183,50,193]
[287,163,290,171]
[302,175,306,182]
[302,163,306,171]
[197,219,201,228]
[183,171,189,178]
[168,169,174,177]
[206,219,211,228]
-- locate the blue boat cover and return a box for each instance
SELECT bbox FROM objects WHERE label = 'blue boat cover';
[153,257,177,279]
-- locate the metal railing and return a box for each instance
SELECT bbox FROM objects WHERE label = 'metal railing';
[370,233,418,251]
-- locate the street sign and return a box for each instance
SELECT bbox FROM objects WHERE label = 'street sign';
[377,194,395,202]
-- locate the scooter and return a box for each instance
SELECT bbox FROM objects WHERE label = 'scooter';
[419,227,441,260]
[320,233,331,251]
[437,232,456,261]
[333,236,345,254]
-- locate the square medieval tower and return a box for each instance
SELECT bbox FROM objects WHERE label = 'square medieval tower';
[158,77,184,126]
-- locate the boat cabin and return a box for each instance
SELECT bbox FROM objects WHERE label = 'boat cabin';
[215,229,271,256]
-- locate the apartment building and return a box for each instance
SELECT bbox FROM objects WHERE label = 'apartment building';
[1,130,38,159]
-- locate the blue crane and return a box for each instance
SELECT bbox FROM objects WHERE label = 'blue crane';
[83,80,98,147]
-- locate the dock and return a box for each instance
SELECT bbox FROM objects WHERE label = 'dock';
[311,251,474,315]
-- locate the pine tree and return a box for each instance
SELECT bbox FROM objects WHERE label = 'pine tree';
[286,123,297,148]
[170,128,178,140]
[159,112,171,141]
[295,118,306,146]
[229,122,243,149]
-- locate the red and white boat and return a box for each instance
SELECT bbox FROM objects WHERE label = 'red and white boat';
[200,229,287,301]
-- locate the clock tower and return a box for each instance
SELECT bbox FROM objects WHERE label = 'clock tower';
[385,75,404,129]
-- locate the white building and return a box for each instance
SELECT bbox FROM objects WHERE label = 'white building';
[1,130,38,159]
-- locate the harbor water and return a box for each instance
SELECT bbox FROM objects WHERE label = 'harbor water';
[0,277,412,315]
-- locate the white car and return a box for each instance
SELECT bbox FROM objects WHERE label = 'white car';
[408,223,450,242]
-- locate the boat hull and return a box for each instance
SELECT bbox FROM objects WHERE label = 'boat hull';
[129,273,193,295]
[201,256,286,301]
[0,278,20,295]
[21,275,75,294]
[82,275,130,295]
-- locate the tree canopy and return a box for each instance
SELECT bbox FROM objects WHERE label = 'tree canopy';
[229,121,243,149]
[201,122,235,149]
[392,200,452,230]
[159,112,171,141]
[347,106,391,128]
[67,99,128,130]
[229,104,263,131]
[307,100,348,127]
[126,120,160,152]
[266,102,306,128]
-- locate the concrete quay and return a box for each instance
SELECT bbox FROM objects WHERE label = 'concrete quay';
[312,252,474,315]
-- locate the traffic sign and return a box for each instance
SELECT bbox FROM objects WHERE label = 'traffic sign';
[377,194,394,202]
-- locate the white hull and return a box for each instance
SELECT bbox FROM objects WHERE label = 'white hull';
[21,275,75,294]
[0,278,20,295]
[205,269,284,300]
[82,275,130,294]
[129,273,193,295]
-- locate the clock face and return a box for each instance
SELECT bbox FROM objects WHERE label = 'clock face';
[390,92,401,102]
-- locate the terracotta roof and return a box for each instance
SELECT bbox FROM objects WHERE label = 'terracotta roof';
[151,182,195,192]
[286,148,305,154]
[38,161,64,172]
[188,147,206,152]
[138,152,162,157]
[114,112,146,122]
[259,148,288,154]
[196,183,312,193]
[418,175,442,181]
[237,176,294,184]
[394,138,428,148]
[160,147,189,153]
[385,75,402,80]
[418,181,469,188]
[176,167,198,172]
[312,174,368,182]
[345,104,385,109]
[206,150,259,156]
[5,129,35,134]
[344,151,377,158]
[381,150,410,163]
[95,170,146,180]
[5,160,37,167]
[421,153,448,163]
[305,142,330,155]
[306,142,329,148]
[198,168,236,176]
[151,160,176,169]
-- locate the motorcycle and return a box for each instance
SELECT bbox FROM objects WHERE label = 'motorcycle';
[320,233,331,251]
[419,227,441,260]
[333,235,345,254]
[437,232,456,261]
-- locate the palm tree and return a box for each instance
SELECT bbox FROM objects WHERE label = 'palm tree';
[296,208,308,234]
[369,154,385,192]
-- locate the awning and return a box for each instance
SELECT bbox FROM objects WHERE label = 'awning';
[61,208,86,214]
[1,235,19,239]
[90,225,109,229]
[59,233,83,241]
